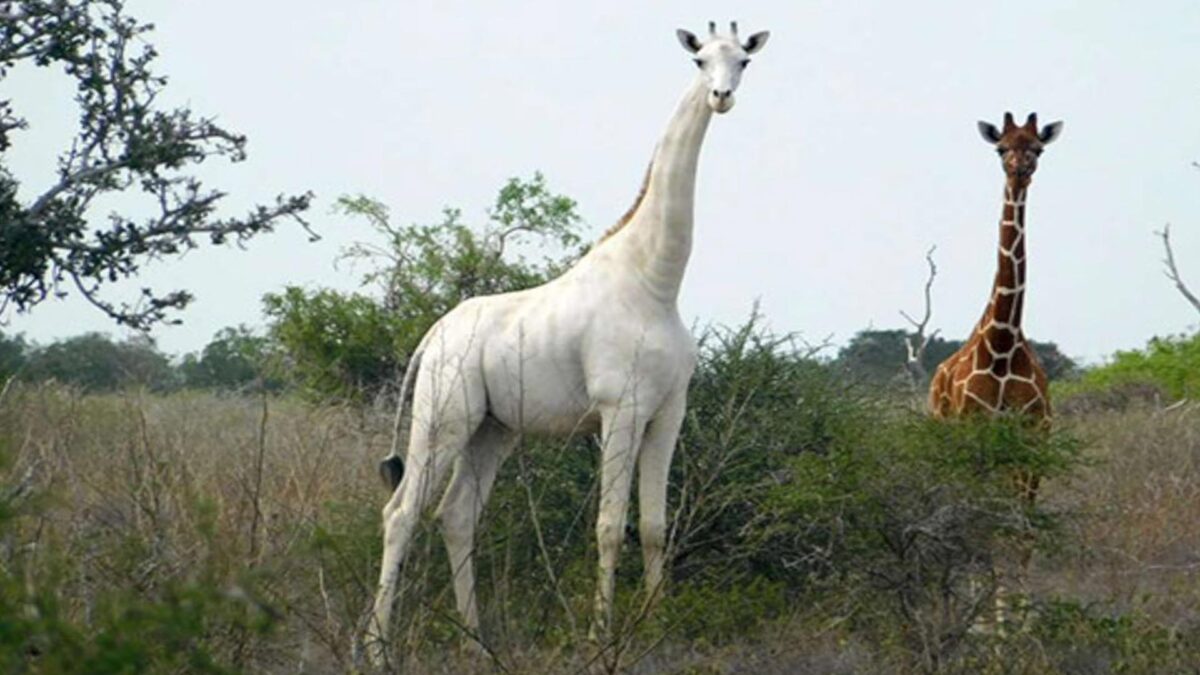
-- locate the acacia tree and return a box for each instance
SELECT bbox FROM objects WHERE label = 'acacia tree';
[0,0,312,329]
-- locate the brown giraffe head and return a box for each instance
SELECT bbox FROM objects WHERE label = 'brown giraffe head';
[977,112,1063,188]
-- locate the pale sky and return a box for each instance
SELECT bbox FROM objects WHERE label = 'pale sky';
[5,1,1199,362]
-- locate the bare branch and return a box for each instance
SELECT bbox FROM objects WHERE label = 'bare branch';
[900,245,939,391]
[796,332,835,360]
[1156,224,1200,316]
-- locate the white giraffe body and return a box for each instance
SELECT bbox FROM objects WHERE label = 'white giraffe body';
[415,239,698,439]
[364,24,769,662]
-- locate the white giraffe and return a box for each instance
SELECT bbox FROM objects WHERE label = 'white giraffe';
[364,22,770,659]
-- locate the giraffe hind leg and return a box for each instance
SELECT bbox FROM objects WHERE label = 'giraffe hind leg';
[436,417,517,641]
[365,365,487,666]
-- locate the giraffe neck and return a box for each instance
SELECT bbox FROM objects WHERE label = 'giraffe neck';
[611,76,713,303]
[978,182,1030,338]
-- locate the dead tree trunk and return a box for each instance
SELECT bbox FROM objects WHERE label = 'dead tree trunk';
[900,246,940,393]
[1156,224,1200,317]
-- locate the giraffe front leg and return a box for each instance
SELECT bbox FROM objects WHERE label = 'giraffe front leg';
[636,389,686,613]
[591,404,647,645]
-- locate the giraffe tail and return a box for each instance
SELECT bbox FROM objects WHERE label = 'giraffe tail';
[379,335,428,492]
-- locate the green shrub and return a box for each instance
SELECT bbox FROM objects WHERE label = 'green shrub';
[1060,332,1200,404]
[1031,598,1196,673]
[179,326,281,392]
[766,414,1082,667]
[669,313,873,588]
[262,287,404,401]
[654,577,788,644]
[264,174,585,402]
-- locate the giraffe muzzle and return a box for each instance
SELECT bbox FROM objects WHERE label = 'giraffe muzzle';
[708,90,735,113]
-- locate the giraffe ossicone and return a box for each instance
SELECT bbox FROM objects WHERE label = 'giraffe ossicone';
[362,22,770,664]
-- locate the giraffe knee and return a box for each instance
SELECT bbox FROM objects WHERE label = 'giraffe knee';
[382,505,421,549]
[639,518,666,554]
[596,519,624,562]
[440,508,474,552]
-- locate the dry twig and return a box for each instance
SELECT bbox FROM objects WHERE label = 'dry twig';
[1156,224,1200,316]
[900,246,941,391]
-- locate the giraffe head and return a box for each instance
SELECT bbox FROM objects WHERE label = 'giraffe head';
[676,21,770,114]
[978,112,1063,187]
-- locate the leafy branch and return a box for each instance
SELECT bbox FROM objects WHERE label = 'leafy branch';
[0,0,314,329]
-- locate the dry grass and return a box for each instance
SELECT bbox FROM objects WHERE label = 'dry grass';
[2,384,1199,673]
[1041,402,1200,623]
[1,384,388,672]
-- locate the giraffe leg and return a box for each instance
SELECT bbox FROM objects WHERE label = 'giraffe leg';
[365,368,486,667]
[436,417,516,645]
[591,404,648,644]
[1009,465,1042,632]
[636,389,686,613]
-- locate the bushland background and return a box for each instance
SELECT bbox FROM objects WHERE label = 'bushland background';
[4,173,1199,673]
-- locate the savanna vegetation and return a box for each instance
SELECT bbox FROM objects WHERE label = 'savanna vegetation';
[3,3,1200,674]
[2,168,1198,673]
[2,335,1199,673]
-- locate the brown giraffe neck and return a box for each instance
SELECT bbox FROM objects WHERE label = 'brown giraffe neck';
[977,182,1030,339]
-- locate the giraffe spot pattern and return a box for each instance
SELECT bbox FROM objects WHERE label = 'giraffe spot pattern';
[928,186,1050,424]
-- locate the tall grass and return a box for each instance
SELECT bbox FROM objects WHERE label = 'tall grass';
[0,386,385,672]
[1,375,1199,672]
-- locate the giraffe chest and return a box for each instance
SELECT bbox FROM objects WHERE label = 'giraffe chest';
[940,337,1048,416]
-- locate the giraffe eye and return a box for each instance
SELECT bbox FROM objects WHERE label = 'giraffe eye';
[740,59,751,68]
[693,58,704,68]
[996,148,1006,156]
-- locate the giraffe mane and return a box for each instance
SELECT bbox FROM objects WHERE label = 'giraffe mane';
[597,161,653,244]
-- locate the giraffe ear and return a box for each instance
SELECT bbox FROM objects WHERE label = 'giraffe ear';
[977,121,1002,145]
[1039,121,1064,144]
[742,31,770,54]
[676,29,702,54]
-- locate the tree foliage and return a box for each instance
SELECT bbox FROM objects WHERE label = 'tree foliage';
[178,325,277,391]
[0,0,312,329]
[262,288,403,400]
[22,331,174,391]
[1065,331,1200,402]
[265,173,583,400]
[338,172,582,324]
[0,331,26,382]
[836,329,961,387]
[837,328,1077,388]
